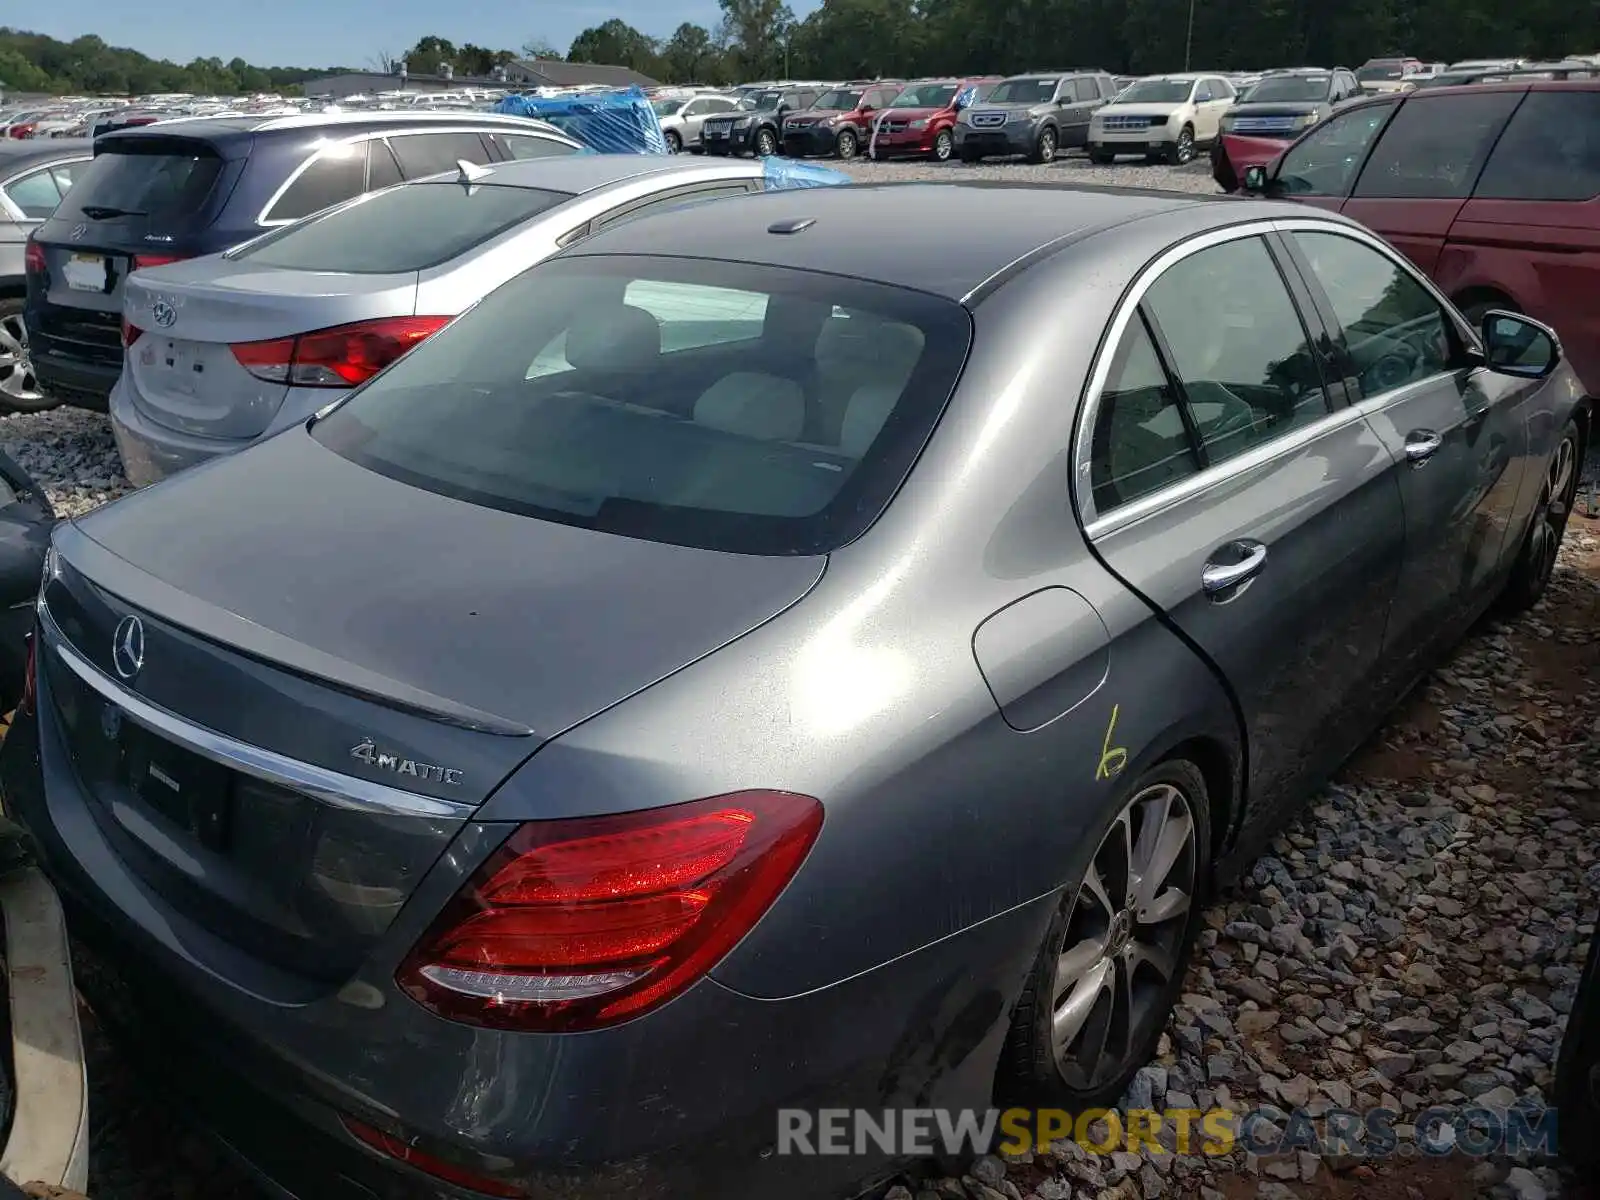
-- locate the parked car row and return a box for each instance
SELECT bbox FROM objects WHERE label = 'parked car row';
[0,167,1587,1200]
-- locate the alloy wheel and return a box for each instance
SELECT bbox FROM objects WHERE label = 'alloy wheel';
[0,311,43,406]
[933,130,954,161]
[757,128,778,156]
[665,131,682,154]
[837,128,858,159]
[1039,129,1057,162]
[1174,128,1195,164]
[1535,432,1579,587]
[1051,783,1196,1092]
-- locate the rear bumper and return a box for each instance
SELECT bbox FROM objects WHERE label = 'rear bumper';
[109,371,310,488]
[0,672,1051,1200]
[28,351,118,411]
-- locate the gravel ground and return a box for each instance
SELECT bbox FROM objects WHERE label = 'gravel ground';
[0,159,1593,1200]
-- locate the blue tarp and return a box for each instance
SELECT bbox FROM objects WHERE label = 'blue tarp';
[495,86,669,155]
[761,158,852,188]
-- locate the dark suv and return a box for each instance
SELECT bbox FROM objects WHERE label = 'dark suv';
[702,86,824,157]
[1217,68,1362,141]
[23,112,581,410]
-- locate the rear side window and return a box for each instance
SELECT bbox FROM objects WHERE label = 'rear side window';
[1144,236,1330,464]
[312,255,971,555]
[387,132,494,179]
[1089,314,1199,511]
[1353,92,1520,198]
[268,142,366,222]
[368,140,402,190]
[235,182,573,274]
[55,137,223,222]
[1474,91,1600,200]
[494,133,578,161]
[4,167,66,218]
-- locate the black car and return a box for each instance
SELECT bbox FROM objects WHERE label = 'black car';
[1217,67,1363,141]
[701,86,823,157]
[22,112,582,411]
[1557,917,1600,1179]
[0,448,53,711]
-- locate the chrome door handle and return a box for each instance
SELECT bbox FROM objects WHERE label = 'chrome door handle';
[1404,430,1444,464]
[1201,540,1268,594]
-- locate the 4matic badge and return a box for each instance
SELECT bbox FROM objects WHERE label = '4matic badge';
[350,739,464,786]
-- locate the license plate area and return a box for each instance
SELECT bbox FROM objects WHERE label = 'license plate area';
[62,253,108,293]
[116,717,235,852]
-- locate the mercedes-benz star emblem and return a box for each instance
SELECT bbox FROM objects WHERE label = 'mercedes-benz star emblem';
[112,615,145,681]
[69,223,87,242]
[152,300,176,329]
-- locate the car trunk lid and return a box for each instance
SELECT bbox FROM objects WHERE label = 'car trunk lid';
[42,427,824,978]
[122,260,420,440]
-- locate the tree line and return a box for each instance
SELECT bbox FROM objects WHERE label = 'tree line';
[7,0,1599,100]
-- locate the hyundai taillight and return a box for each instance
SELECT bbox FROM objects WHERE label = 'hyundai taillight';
[121,319,143,348]
[23,241,45,276]
[131,253,188,271]
[230,316,450,388]
[396,791,823,1032]
[341,1116,526,1197]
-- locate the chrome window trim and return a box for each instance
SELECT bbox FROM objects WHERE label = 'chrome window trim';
[1073,215,1479,537]
[254,125,579,227]
[0,154,92,221]
[37,602,474,819]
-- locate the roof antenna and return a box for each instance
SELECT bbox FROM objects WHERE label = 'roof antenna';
[456,159,492,189]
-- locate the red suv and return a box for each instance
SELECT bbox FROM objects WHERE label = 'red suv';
[781,82,906,160]
[1220,81,1600,396]
[866,77,1001,162]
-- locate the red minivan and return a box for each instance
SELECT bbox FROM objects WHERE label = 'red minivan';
[1218,81,1600,396]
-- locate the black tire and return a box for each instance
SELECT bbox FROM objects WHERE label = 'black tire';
[999,757,1211,1108]
[835,127,859,160]
[931,129,954,162]
[0,298,58,415]
[755,127,779,157]
[1088,146,1115,165]
[663,130,682,154]
[1556,923,1600,1180]
[1167,125,1196,165]
[1500,414,1582,615]
[1029,126,1059,164]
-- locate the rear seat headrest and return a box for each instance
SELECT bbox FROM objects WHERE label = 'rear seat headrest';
[694,372,806,441]
[564,303,662,373]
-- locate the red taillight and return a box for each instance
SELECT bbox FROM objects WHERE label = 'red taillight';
[230,316,450,388]
[131,253,188,271]
[340,1116,526,1198]
[18,633,36,718]
[23,241,45,276]
[11,125,35,140]
[397,791,823,1032]
[121,319,143,348]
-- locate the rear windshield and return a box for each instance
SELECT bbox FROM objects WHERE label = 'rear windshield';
[1246,74,1331,103]
[55,137,223,221]
[987,78,1057,104]
[231,181,574,274]
[312,255,971,555]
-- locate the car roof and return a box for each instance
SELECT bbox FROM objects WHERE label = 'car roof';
[557,182,1250,301]
[439,154,758,193]
[99,110,574,146]
[0,139,94,174]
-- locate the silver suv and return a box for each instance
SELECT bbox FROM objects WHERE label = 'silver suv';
[953,70,1117,163]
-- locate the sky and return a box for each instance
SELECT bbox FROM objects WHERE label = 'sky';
[25,0,823,71]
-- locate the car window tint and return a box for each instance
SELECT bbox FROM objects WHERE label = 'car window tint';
[268,143,367,221]
[1291,231,1456,398]
[4,167,63,218]
[50,161,87,197]
[1195,82,1214,102]
[239,181,573,273]
[1474,91,1600,200]
[1353,92,1519,199]
[54,138,224,221]
[1145,237,1330,464]
[1089,313,1200,511]
[499,134,577,161]
[388,132,494,178]
[367,140,402,190]
[1275,103,1395,195]
[313,255,969,556]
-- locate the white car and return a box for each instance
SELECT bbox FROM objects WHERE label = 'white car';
[1087,73,1237,165]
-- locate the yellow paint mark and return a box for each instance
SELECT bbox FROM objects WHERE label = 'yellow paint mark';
[1096,703,1128,782]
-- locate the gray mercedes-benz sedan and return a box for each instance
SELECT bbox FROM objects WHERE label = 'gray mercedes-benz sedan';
[1,183,1585,1200]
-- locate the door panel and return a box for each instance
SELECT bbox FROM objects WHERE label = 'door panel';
[1338,198,1465,275]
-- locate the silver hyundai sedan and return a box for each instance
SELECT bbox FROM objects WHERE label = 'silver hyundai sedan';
[110,154,848,487]
[4,184,1583,1200]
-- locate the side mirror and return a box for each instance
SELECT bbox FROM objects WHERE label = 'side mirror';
[1481,311,1560,379]
[1242,164,1269,192]
[860,104,874,114]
